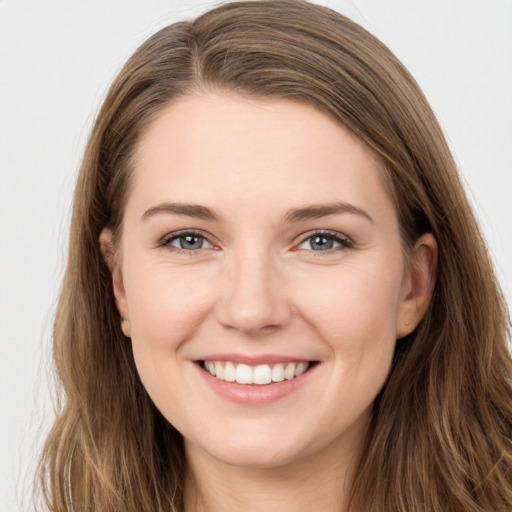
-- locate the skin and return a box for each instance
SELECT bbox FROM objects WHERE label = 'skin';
[101,92,437,511]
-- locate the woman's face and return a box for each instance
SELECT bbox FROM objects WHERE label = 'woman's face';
[107,92,431,469]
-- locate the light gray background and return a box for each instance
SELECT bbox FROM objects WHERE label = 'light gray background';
[1,1,511,510]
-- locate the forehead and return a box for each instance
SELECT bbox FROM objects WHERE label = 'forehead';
[128,92,393,221]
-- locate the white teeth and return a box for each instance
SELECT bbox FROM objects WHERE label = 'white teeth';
[284,363,296,380]
[253,365,272,385]
[203,361,311,385]
[214,362,224,380]
[223,362,236,382]
[271,363,285,382]
[235,363,253,384]
[295,362,308,377]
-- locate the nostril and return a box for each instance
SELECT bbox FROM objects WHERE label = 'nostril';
[215,270,292,334]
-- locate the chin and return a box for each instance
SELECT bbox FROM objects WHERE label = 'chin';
[208,444,306,469]
[186,421,321,470]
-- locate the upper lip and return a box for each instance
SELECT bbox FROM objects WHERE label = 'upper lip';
[196,353,317,365]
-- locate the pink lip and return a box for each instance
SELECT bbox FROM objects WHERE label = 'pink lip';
[197,353,313,365]
[194,360,318,405]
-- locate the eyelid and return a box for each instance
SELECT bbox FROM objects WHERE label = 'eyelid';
[159,229,218,252]
[294,230,354,251]
[157,228,353,253]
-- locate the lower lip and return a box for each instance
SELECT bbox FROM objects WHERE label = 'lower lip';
[195,363,317,405]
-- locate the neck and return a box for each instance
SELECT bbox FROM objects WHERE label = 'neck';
[183,420,367,512]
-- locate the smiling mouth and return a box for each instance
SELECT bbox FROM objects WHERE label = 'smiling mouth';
[199,360,318,385]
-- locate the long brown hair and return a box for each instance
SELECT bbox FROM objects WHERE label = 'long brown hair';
[37,1,512,510]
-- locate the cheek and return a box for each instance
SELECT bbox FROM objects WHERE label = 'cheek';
[124,262,217,357]
[294,262,403,423]
[298,262,402,340]
[123,264,218,425]
[294,259,403,401]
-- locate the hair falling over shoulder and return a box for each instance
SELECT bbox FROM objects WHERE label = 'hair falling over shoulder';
[36,1,512,511]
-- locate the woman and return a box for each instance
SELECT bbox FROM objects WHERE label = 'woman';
[37,1,512,510]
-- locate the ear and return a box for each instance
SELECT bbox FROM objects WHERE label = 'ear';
[99,228,131,337]
[396,233,438,339]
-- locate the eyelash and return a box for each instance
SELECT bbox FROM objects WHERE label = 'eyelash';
[159,229,215,253]
[295,230,354,252]
[158,229,354,254]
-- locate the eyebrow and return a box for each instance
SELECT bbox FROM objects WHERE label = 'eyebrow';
[141,200,373,224]
[142,202,222,221]
[284,201,374,224]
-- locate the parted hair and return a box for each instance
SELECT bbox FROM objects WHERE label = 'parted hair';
[37,1,512,511]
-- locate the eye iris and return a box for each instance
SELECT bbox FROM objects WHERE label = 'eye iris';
[180,235,203,250]
[311,235,334,250]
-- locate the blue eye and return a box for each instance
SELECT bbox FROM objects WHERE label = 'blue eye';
[161,231,214,251]
[297,232,352,251]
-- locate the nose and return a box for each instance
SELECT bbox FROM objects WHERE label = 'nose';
[216,248,292,335]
